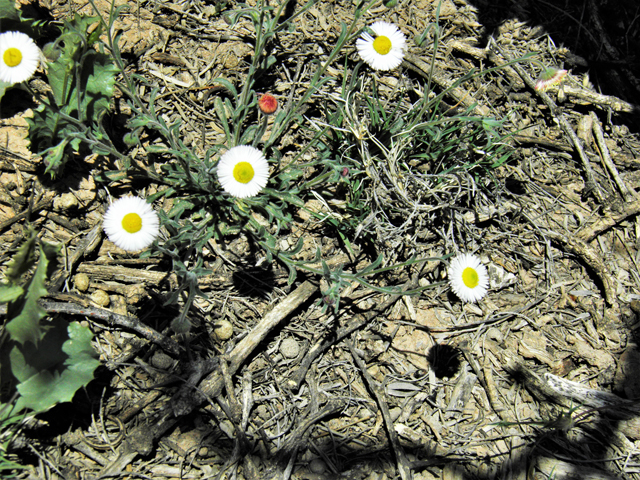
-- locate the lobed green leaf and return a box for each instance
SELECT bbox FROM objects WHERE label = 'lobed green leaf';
[12,319,99,413]
[5,242,55,346]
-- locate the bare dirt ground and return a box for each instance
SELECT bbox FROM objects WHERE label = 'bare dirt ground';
[1,0,640,479]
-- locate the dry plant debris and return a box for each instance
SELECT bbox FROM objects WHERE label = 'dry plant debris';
[1,0,640,479]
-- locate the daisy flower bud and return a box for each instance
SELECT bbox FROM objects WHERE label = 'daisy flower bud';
[534,67,568,92]
[0,31,40,85]
[258,93,278,115]
[103,196,160,252]
[447,253,489,303]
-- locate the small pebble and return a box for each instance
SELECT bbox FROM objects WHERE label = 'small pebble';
[90,289,110,307]
[212,319,234,341]
[309,458,326,474]
[280,337,300,359]
[53,193,78,210]
[60,193,78,210]
[110,295,127,315]
[389,407,402,422]
[255,405,270,421]
[151,351,173,370]
[74,273,90,292]
[125,284,147,304]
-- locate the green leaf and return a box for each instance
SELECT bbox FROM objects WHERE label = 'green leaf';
[12,319,100,413]
[94,170,129,182]
[27,14,117,176]
[214,97,232,144]
[209,77,238,97]
[41,239,61,279]
[285,261,297,285]
[287,236,305,256]
[75,51,119,122]
[321,259,331,278]
[0,285,23,303]
[357,254,384,276]
[40,139,71,176]
[239,124,258,145]
[47,15,101,105]
[0,80,10,102]
[0,0,19,20]
[26,104,80,176]
[5,241,59,345]
[46,39,77,108]
[262,55,277,70]
[263,188,305,207]
[4,230,37,285]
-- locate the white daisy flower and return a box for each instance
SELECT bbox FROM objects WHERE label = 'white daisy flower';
[0,31,40,85]
[356,21,406,71]
[217,145,270,198]
[447,253,489,303]
[103,196,160,252]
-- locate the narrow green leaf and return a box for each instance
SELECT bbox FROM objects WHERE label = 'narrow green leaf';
[263,188,305,207]
[286,262,297,285]
[357,254,384,276]
[209,77,238,97]
[287,236,305,256]
[214,97,232,144]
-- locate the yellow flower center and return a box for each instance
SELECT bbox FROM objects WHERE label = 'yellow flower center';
[233,161,255,184]
[122,213,142,233]
[461,267,479,288]
[3,47,22,68]
[373,36,392,55]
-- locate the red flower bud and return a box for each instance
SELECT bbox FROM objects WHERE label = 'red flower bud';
[258,93,278,115]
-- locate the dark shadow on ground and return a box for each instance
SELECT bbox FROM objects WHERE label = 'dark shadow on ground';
[465,0,640,113]
[232,266,277,297]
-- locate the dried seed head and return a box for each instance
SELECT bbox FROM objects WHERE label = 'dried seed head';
[258,93,278,115]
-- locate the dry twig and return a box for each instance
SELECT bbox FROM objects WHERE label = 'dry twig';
[542,230,618,308]
[493,42,605,204]
[0,300,182,356]
[347,340,412,480]
[579,199,640,241]
[589,111,634,202]
[99,280,317,476]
